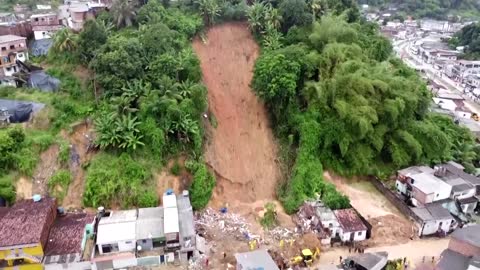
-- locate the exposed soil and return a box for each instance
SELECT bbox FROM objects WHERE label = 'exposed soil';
[323,171,416,246]
[15,176,32,200]
[61,121,96,210]
[156,157,191,204]
[192,22,281,206]
[31,144,60,196]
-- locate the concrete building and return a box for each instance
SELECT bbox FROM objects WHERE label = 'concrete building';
[410,172,452,206]
[235,249,280,270]
[31,13,63,40]
[412,204,454,236]
[95,190,196,264]
[333,209,368,242]
[96,209,137,255]
[0,35,28,87]
[136,207,165,252]
[58,0,110,31]
[435,225,480,270]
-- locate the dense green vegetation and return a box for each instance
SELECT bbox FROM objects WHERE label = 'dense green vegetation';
[359,0,480,20]
[249,3,479,212]
[47,0,217,209]
[449,22,480,60]
[83,153,157,208]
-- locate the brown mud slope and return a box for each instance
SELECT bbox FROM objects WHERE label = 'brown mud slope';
[32,144,60,196]
[192,22,281,205]
[62,122,96,210]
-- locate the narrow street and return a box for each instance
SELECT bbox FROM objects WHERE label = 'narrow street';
[317,237,449,268]
[394,38,480,115]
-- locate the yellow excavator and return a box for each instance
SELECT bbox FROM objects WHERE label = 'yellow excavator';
[472,113,479,121]
[290,248,320,267]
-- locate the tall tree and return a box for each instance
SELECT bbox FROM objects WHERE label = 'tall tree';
[52,28,78,53]
[111,0,138,28]
[196,0,221,26]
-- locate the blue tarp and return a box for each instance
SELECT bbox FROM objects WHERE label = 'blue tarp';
[30,39,53,57]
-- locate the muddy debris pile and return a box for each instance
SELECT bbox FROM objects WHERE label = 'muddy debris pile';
[195,208,259,241]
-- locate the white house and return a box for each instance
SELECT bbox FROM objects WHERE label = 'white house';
[396,165,435,197]
[333,209,367,242]
[412,204,454,236]
[96,209,137,255]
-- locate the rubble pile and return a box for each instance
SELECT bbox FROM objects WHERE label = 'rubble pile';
[267,227,299,240]
[195,208,259,241]
[293,202,323,234]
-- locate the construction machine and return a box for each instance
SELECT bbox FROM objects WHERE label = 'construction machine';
[472,113,479,121]
[289,248,320,267]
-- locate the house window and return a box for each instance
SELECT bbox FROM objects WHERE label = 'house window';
[34,18,39,22]
[41,18,45,21]
[6,67,11,71]
[142,239,147,243]
[9,45,14,50]
[436,194,439,197]
[17,53,23,58]
[1,47,5,51]
[357,231,362,236]
[102,244,118,253]
[49,17,53,21]
[125,241,132,244]
[153,239,165,248]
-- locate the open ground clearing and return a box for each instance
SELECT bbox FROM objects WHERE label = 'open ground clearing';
[323,171,416,246]
[193,22,281,207]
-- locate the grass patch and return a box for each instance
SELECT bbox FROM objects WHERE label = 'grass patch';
[48,170,72,202]
[83,153,157,208]
[58,139,70,166]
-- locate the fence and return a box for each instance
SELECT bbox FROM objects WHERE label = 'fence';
[370,178,423,224]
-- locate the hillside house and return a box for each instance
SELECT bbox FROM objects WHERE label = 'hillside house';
[435,225,480,270]
[31,13,63,40]
[333,209,368,242]
[43,213,95,266]
[96,209,137,255]
[412,204,455,236]
[0,198,57,269]
[343,252,388,270]
[0,35,28,87]
[95,190,196,265]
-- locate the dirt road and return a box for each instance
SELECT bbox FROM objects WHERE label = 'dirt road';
[192,23,281,206]
[317,237,449,267]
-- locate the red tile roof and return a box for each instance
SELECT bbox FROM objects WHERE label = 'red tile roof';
[45,213,95,256]
[0,198,57,248]
[334,208,367,233]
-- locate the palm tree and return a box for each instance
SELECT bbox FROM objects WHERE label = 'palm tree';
[310,0,325,21]
[196,0,221,26]
[264,6,282,30]
[52,29,78,52]
[247,2,266,34]
[111,0,138,28]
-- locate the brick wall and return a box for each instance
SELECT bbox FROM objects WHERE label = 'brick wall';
[0,40,27,56]
[448,238,480,257]
[31,15,60,26]
[370,178,423,224]
[0,23,32,38]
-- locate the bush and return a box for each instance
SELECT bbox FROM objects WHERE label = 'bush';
[83,153,153,208]
[0,174,15,204]
[260,202,278,229]
[170,160,181,176]
[186,160,216,210]
[58,140,71,166]
[48,170,72,201]
[138,190,159,207]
